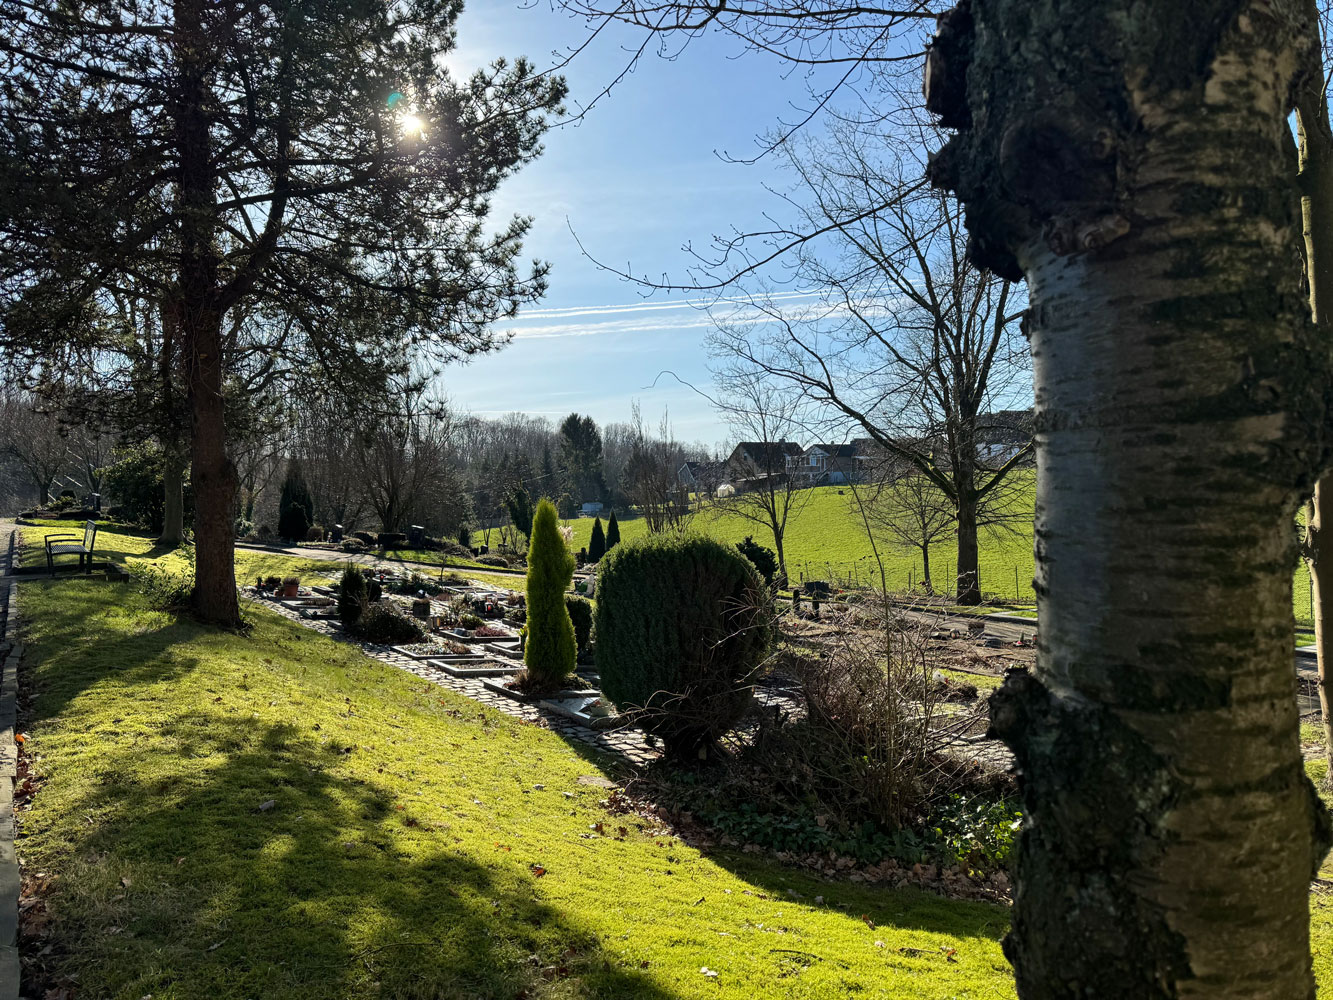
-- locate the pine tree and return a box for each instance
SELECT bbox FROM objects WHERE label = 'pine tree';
[524,498,576,688]
[0,1,566,626]
[588,517,606,562]
[605,510,621,551]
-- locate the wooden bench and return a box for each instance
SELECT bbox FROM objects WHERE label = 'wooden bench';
[44,521,98,576]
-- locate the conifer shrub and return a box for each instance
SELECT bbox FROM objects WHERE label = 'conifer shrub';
[588,517,606,562]
[278,501,310,542]
[565,595,593,654]
[354,602,424,644]
[338,564,367,627]
[736,536,778,585]
[523,498,576,688]
[605,510,620,550]
[595,534,772,759]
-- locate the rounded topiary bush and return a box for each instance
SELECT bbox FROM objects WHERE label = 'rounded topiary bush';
[595,533,773,759]
[524,498,576,688]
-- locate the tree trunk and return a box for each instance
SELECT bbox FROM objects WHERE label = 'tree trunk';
[772,528,787,581]
[930,1,1332,994]
[175,0,239,627]
[954,481,981,604]
[158,445,187,547]
[920,543,932,593]
[1295,22,1333,787]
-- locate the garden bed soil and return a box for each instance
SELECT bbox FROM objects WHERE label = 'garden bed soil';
[427,657,522,679]
[390,641,475,660]
[479,676,599,704]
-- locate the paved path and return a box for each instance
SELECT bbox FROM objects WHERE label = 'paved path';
[236,542,526,579]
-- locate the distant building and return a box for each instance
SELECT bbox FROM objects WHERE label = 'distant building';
[790,443,867,485]
[579,501,603,516]
[677,460,724,494]
[726,442,802,481]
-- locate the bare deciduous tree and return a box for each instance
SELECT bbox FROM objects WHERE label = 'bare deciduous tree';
[706,369,811,581]
[0,391,68,506]
[621,403,691,534]
[708,131,1030,603]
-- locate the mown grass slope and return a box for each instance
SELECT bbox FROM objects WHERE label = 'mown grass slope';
[15,576,1014,999]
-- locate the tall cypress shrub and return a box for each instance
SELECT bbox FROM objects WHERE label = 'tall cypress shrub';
[524,498,576,687]
[588,517,606,562]
[605,510,620,550]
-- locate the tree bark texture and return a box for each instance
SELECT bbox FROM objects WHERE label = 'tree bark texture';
[174,0,239,626]
[1294,11,1333,786]
[955,472,981,603]
[929,1,1333,996]
[157,445,187,547]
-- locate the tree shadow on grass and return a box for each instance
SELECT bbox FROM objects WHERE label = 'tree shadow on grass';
[19,581,206,723]
[30,715,685,1000]
[544,734,1010,948]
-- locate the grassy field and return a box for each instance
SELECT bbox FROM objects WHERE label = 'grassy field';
[564,482,1039,600]
[15,575,1014,999]
[560,474,1322,627]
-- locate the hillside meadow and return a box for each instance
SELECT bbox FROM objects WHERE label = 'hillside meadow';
[563,473,1319,627]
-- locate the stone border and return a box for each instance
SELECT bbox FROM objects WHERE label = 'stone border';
[259,597,667,768]
[0,533,20,999]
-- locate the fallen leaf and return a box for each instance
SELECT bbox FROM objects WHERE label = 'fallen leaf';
[120,876,132,888]
[530,864,547,878]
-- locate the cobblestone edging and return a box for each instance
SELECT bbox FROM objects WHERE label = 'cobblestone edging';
[0,532,20,999]
[258,597,1015,774]
[258,598,666,768]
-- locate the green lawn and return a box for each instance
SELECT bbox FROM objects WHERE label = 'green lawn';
[20,521,343,586]
[564,475,1322,627]
[566,477,1038,600]
[15,577,1014,999]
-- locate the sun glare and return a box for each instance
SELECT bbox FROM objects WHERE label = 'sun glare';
[401,114,425,139]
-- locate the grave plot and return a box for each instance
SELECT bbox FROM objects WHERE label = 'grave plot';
[426,656,523,679]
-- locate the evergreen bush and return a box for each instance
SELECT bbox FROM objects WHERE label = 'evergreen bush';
[338,564,367,627]
[588,517,606,562]
[353,602,424,644]
[605,510,620,550]
[565,595,593,654]
[736,536,778,585]
[524,498,576,688]
[278,501,311,542]
[278,461,315,526]
[595,533,772,759]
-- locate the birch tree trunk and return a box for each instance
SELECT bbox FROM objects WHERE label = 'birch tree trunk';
[928,0,1333,994]
[1295,0,1333,787]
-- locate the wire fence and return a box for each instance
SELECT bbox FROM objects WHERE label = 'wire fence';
[790,556,1038,606]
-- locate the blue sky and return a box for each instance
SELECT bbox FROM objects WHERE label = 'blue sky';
[441,3,914,446]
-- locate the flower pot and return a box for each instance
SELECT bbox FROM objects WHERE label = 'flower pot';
[282,583,299,598]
